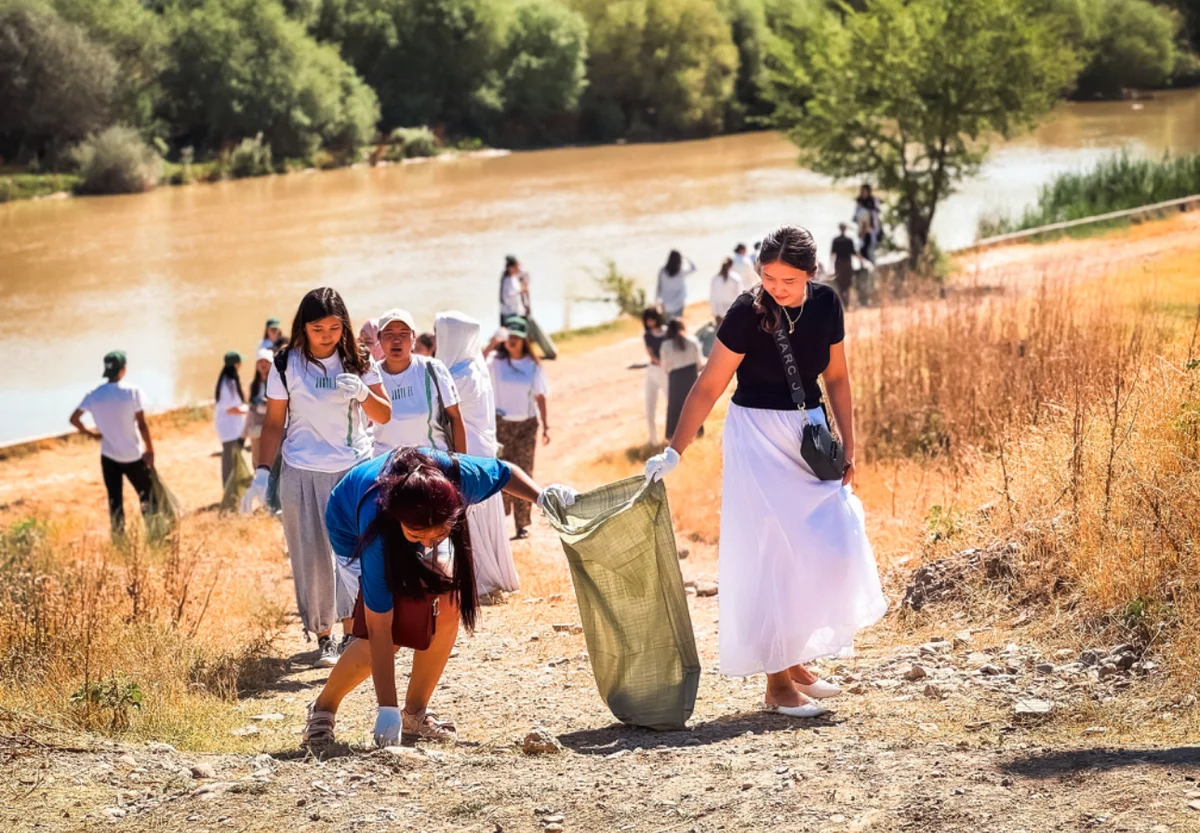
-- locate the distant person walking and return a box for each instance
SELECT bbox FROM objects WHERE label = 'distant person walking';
[259,317,284,353]
[709,257,744,326]
[240,287,392,668]
[245,348,273,467]
[487,318,550,539]
[499,255,531,325]
[645,224,886,719]
[660,319,704,443]
[434,311,519,597]
[655,250,697,319]
[642,308,669,446]
[214,351,248,488]
[371,309,466,457]
[731,243,757,285]
[854,185,882,263]
[831,223,858,308]
[69,351,157,535]
[414,332,436,357]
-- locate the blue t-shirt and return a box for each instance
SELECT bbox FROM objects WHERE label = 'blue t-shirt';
[325,449,512,614]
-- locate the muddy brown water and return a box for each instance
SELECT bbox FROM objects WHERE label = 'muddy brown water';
[2,89,1198,444]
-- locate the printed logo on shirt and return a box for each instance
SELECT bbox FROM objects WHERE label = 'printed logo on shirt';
[390,385,415,401]
[314,376,336,390]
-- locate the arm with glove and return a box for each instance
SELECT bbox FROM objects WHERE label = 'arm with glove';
[335,373,391,425]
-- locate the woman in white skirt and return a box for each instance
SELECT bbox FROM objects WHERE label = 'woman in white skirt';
[240,287,392,669]
[434,311,519,597]
[645,224,886,718]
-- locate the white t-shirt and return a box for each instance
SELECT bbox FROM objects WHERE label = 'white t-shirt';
[77,381,146,463]
[499,273,528,320]
[488,355,548,422]
[709,272,744,318]
[732,253,757,284]
[372,355,460,456]
[659,334,703,375]
[266,351,380,473]
[214,377,247,444]
[655,262,697,317]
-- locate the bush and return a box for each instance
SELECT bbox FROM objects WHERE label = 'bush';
[228,134,273,178]
[388,126,440,158]
[70,125,162,195]
[593,259,647,318]
[500,0,589,130]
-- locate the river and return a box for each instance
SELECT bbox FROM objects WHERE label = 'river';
[2,89,1198,445]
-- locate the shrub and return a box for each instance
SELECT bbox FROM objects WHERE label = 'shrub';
[70,125,162,195]
[228,133,273,178]
[593,259,647,318]
[388,126,439,158]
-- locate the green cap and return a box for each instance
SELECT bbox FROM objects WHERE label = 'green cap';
[103,350,126,381]
[224,350,242,366]
[505,317,529,338]
[265,317,281,328]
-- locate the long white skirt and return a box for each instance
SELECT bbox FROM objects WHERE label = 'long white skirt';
[469,493,519,594]
[718,403,887,677]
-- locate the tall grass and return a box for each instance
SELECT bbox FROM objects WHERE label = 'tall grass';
[978,151,1200,237]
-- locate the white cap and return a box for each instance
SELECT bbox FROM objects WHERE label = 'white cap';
[255,347,274,362]
[377,308,417,334]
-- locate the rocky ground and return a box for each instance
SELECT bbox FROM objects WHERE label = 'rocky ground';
[4,217,1200,831]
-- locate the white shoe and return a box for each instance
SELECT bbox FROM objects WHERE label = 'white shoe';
[795,679,841,699]
[764,701,828,719]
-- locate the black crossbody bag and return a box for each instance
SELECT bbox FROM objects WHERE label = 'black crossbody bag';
[771,316,846,481]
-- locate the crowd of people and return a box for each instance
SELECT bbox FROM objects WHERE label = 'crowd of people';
[68,210,887,745]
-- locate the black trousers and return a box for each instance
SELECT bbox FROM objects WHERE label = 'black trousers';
[100,455,155,533]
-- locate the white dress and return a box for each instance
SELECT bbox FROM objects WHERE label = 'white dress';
[718,404,887,676]
[435,311,519,594]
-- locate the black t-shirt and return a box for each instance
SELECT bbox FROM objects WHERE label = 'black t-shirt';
[643,329,666,361]
[832,234,856,264]
[717,285,844,410]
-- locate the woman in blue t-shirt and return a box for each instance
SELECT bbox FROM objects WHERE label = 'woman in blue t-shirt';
[303,447,577,746]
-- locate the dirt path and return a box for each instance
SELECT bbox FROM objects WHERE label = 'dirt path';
[4,217,1200,831]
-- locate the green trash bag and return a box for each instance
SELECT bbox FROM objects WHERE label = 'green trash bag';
[220,446,254,513]
[540,476,700,730]
[526,316,558,361]
[145,469,182,543]
[695,321,717,358]
[265,447,283,514]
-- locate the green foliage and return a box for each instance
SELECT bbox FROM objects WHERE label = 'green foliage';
[387,126,440,159]
[572,0,740,140]
[163,0,380,159]
[719,0,771,129]
[70,125,162,195]
[70,676,144,729]
[228,134,274,178]
[500,0,589,138]
[979,151,1200,236]
[0,172,81,202]
[0,1,119,162]
[594,259,648,318]
[768,0,1079,267]
[924,504,964,543]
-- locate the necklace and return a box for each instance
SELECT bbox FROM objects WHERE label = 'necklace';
[782,304,802,334]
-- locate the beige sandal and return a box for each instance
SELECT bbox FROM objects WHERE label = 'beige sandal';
[302,703,336,746]
[402,708,457,741]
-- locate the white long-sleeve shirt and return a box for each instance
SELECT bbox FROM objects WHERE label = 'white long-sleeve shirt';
[709,271,744,318]
[655,260,697,317]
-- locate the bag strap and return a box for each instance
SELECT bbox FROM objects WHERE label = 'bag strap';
[422,359,449,447]
[770,315,808,411]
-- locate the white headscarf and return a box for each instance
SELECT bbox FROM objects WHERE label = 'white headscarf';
[434,311,497,456]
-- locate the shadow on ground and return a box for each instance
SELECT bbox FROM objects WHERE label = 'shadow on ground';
[1001,746,1200,778]
[559,711,839,754]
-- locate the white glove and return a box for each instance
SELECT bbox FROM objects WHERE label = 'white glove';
[537,484,579,512]
[335,373,369,402]
[643,447,680,483]
[373,706,402,747]
[239,467,271,514]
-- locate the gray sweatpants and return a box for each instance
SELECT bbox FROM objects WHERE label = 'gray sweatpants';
[280,461,356,637]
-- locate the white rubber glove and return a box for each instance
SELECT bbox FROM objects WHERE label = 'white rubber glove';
[643,447,680,483]
[335,373,369,402]
[373,706,402,748]
[536,484,579,512]
[239,467,271,514]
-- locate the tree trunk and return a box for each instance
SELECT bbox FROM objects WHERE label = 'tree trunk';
[906,212,931,271]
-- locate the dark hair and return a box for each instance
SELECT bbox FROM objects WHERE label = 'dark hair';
[664,250,683,277]
[214,362,245,403]
[642,307,664,329]
[351,449,478,630]
[753,224,818,334]
[285,287,370,376]
[493,334,539,368]
[666,318,688,351]
[416,332,436,353]
[249,359,269,404]
[720,256,733,277]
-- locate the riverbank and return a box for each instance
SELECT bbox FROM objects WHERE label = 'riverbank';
[2,215,1198,830]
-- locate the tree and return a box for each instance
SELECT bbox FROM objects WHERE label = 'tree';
[572,0,739,140]
[0,1,118,163]
[162,0,379,159]
[768,0,1079,268]
[718,0,770,130]
[1075,0,1182,96]
[500,0,588,138]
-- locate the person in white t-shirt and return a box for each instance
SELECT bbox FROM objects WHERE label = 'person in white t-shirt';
[498,254,530,325]
[709,257,744,325]
[371,308,466,457]
[259,317,284,354]
[240,287,392,668]
[69,350,158,536]
[486,318,550,539]
[731,243,758,285]
[214,351,249,489]
[655,250,697,320]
